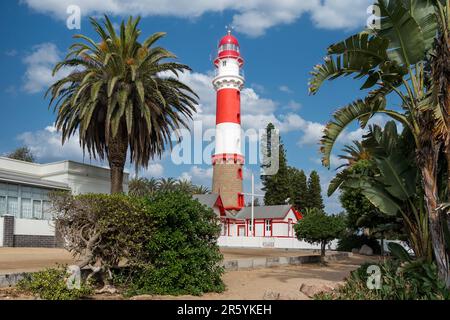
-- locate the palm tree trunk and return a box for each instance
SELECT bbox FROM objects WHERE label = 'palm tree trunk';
[421,152,450,287]
[446,141,450,201]
[107,126,128,194]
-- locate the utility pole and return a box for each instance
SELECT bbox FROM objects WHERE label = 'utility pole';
[242,172,264,236]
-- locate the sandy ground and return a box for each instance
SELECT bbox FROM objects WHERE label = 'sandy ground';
[136,255,380,300]
[0,247,321,274]
[0,255,378,300]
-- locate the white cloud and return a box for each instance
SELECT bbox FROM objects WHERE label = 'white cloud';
[284,100,302,111]
[250,83,266,94]
[179,165,213,185]
[23,0,372,37]
[299,121,325,146]
[5,49,18,57]
[279,85,293,94]
[17,125,86,162]
[311,0,372,30]
[141,163,164,177]
[178,71,324,139]
[22,43,72,94]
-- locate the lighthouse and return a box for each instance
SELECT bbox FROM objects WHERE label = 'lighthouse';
[211,30,245,212]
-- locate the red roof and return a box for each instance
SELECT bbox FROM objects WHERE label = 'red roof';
[219,34,239,47]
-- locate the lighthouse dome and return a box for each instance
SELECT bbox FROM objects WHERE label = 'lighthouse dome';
[216,32,243,65]
[219,34,239,47]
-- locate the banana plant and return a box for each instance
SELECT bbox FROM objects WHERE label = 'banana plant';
[310,0,449,285]
[330,122,432,261]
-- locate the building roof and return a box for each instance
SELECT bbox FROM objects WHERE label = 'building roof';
[193,193,220,208]
[235,205,293,220]
[0,169,70,190]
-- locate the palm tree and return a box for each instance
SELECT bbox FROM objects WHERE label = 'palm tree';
[309,0,449,284]
[47,15,198,194]
[176,179,194,194]
[191,185,210,195]
[128,177,158,196]
[157,177,177,192]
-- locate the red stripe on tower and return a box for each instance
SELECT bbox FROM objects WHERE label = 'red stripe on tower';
[216,89,241,124]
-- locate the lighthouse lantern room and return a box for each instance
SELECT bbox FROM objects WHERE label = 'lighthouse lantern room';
[212,30,245,212]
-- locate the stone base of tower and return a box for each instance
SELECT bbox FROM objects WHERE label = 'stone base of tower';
[212,157,244,212]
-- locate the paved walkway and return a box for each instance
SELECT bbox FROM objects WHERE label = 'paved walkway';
[0,247,321,274]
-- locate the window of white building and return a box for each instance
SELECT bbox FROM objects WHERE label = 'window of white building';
[0,196,6,215]
[0,182,54,220]
[21,198,32,219]
[8,197,18,217]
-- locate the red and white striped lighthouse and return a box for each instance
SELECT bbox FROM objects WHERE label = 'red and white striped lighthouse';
[211,30,245,212]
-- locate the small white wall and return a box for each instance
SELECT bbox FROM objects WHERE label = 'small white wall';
[218,236,338,250]
[14,218,55,236]
[0,217,4,247]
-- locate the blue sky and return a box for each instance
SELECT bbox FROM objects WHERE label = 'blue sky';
[0,0,385,213]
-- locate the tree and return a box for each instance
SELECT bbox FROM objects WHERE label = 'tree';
[287,167,308,212]
[51,192,153,287]
[305,171,324,211]
[128,177,158,197]
[191,185,210,195]
[430,0,450,202]
[47,15,198,194]
[309,0,449,285]
[6,147,35,163]
[329,122,432,261]
[294,208,345,258]
[157,177,177,192]
[129,177,209,196]
[261,123,291,205]
[176,179,194,194]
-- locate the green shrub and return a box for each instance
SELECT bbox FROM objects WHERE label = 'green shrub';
[114,191,225,296]
[314,260,450,300]
[337,234,381,254]
[17,266,92,300]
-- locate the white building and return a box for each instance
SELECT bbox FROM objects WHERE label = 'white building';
[192,194,327,250]
[0,157,128,247]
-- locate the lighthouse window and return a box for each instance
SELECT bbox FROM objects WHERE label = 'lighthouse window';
[237,168,243,180]
[219,44,238,52]
[222,61,227,66]
[238,194,244,207]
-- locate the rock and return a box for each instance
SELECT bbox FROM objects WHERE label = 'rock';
[351,248,360,254]
[359,244,373,256]
[299,283,334,298]
[263,291,280,300]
